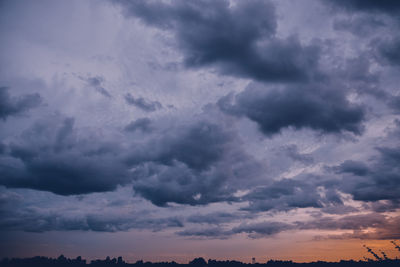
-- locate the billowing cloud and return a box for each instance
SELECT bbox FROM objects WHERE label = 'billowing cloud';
[126,121,232,171]
[336,146,400,202]
[333,160,370,176]
[114,0,320,82]
[0,189,183,232]
[127,120,263,206]
[0,87,42,120]
[218,82,365,136]
[323,0,400,73]
[0,116,130,195]
[0,111,263,206]
[241,176,342,213]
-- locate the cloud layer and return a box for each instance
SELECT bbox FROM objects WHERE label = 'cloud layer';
[0,0,399,256]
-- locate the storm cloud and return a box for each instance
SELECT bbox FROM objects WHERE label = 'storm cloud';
[179,213,400,240]
[0,189,183,232]
[335,146,400,203]
[114,0,320,82]
[241,176,342,213]
[0,87,42,120]
[376,37,400,66]
[127,120,263,206]
[218,82,365,136]
[325,0,400,14]
[0,116,130,195]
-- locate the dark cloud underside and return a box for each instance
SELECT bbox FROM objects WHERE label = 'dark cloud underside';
[326,0,400,14]
[218,82,365,136]
[0,117,130,195]
[0,87,41,120]
[115,0,320,82]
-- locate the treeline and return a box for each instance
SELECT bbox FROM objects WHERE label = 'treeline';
[1,255,399,267]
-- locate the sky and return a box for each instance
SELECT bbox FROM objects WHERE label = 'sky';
[0,0,400,263]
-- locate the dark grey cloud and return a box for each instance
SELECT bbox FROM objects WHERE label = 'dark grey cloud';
[228,214,396,240]
[127,121,232,171]
[323,0,400,89]
[325,0,400,14]
[1,111,262,207]
[0,87,42,120]
[389,95,400,113]
[114,0,320,82]
[281,144,314,164]
[124,93,162,112]
[362,200,400,213]
[130,161,240,207]
[124,117,153,133]
[297,213,386,231]
[187,212,254,225]
[390,119,400,137]
[333,15,386,37]
[178,213,400,240]
[319,204,359,215]
[337,146,400,202]
[83,214,183,233]
[177,221,291,239]
[0,195,183,232]
[241,176,341,213]
[343,53,400,113]
[333,160,370,176]
[176,227,232,239]
[0,117,130,195]
[232,221,291,239]
[79,75,112,98]
[0,143,5,154]
[375,37,400,66]
[339,56,380,94]
[311,215,400,240]
[322,0,400,124]
[126,120,262,207]
[116,0,370,140]
[54,117,75,152]
[218,82,365,136]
